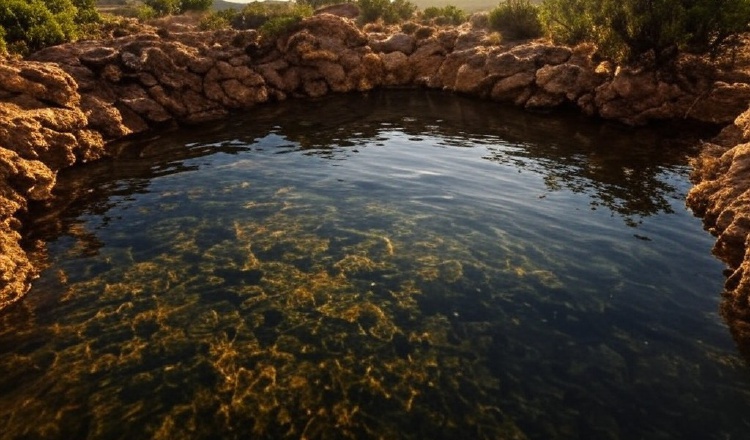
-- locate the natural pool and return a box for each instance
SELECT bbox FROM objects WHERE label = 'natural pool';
[1,90,749,439]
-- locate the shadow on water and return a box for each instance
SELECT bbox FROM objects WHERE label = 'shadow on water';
[30,89,711,237]
[4,90,747,440]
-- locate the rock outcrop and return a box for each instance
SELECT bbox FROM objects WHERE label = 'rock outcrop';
[687,109,750,359]
[2,14,750,309]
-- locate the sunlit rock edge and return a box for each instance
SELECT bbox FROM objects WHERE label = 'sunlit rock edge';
[1,12,750,356]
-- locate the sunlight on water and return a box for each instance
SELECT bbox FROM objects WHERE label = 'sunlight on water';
[1,91,748,439]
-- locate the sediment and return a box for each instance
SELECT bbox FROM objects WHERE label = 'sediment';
[2,14,750,334]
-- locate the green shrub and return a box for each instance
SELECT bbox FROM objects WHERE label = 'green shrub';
[181,0,213,12]
[0,0,100,54]
[0,27,7,55]
[143,0,179,16]
[422,5,467,25]
[259,15,304,38]
[537,0,592,45]
[231,3,313,31]
[488,0,542,40]
[357,0,416,24]
[142,0,212,17]
[72,0,101,24]
[136,5,159,21]
[198,9,237,31]
[297,0,343,8]
[539,0,750,64]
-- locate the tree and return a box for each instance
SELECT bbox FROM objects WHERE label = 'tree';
[540,0,750,64]
[143,0,214,16]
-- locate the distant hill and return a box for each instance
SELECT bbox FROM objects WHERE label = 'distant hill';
[213,0,246,11]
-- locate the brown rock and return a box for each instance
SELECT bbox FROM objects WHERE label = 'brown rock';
[0,62,80,108]
[490,71,535,102]
[369,33,416,55]
[381,51,412,86]
[315,4,360,19]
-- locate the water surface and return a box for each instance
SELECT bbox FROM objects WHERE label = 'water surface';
[1,91,748,439]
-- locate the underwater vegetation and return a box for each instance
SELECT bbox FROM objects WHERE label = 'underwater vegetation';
[1,91,745,439]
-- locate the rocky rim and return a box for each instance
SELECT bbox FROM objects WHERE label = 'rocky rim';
[2,12,750,356]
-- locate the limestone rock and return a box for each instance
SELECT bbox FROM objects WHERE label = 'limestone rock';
[314,3,360,19]
[369,33,416,55]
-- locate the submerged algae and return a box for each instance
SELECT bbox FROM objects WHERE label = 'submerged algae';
[0,91,745,439]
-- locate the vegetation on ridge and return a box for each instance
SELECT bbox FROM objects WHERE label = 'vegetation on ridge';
[0,0,101,55]
[538,0,750,64]
[1,0,749,66]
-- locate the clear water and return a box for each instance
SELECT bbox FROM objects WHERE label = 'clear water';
[1,90,748,439]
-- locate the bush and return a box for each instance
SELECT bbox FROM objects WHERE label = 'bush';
[0,27,7,55]
[537,0,592,45]
[357,0,416,25]
[72,0,101,24]
[422,5,467,25]
[539,0,750,64]
[198,9,237,31]
[136,5,159,21]
[142,0,213,17]
[297,0,342,8]
[231,3,313,31]
[488,0,543,40]
[259,15,305,38]
[0,0,101,54]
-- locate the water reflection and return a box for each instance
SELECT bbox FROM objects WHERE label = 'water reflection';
[3,90,746,440]
[33,90,707,234]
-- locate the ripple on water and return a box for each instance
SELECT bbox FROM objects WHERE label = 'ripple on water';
[0,90,746,440]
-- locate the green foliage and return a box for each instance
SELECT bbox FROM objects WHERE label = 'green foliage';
[422,5,467,25]
[142,0,213,17]
[488,0,542,40]
[539,0,750,64]
[142,0,178,16]
[136,5,159,20]
[199,9,237,31]
[537,0,592,45]
[259,15,304,38]
[0,0,100,54]
[71,0,100,24]
[181,0,214,12]
[357,0,417,24]
[0,27,6,55]
[297,0,343,9]
[231,2,313,31]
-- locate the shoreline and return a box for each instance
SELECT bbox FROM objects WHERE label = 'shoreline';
[2,14,750,353]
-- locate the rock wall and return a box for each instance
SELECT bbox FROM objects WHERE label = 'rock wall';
[687,110,750,359]
[2,14,750,309]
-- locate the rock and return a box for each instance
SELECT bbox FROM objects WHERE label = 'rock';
[490,71,535,103]
[0,61,80,108]
[315,3,360,19]
[380,51,412,85]
[369,33,416,55]
[80,47,120,69]
[690,82,750,125]
[409,39,446,83]
[486,50,536,78]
